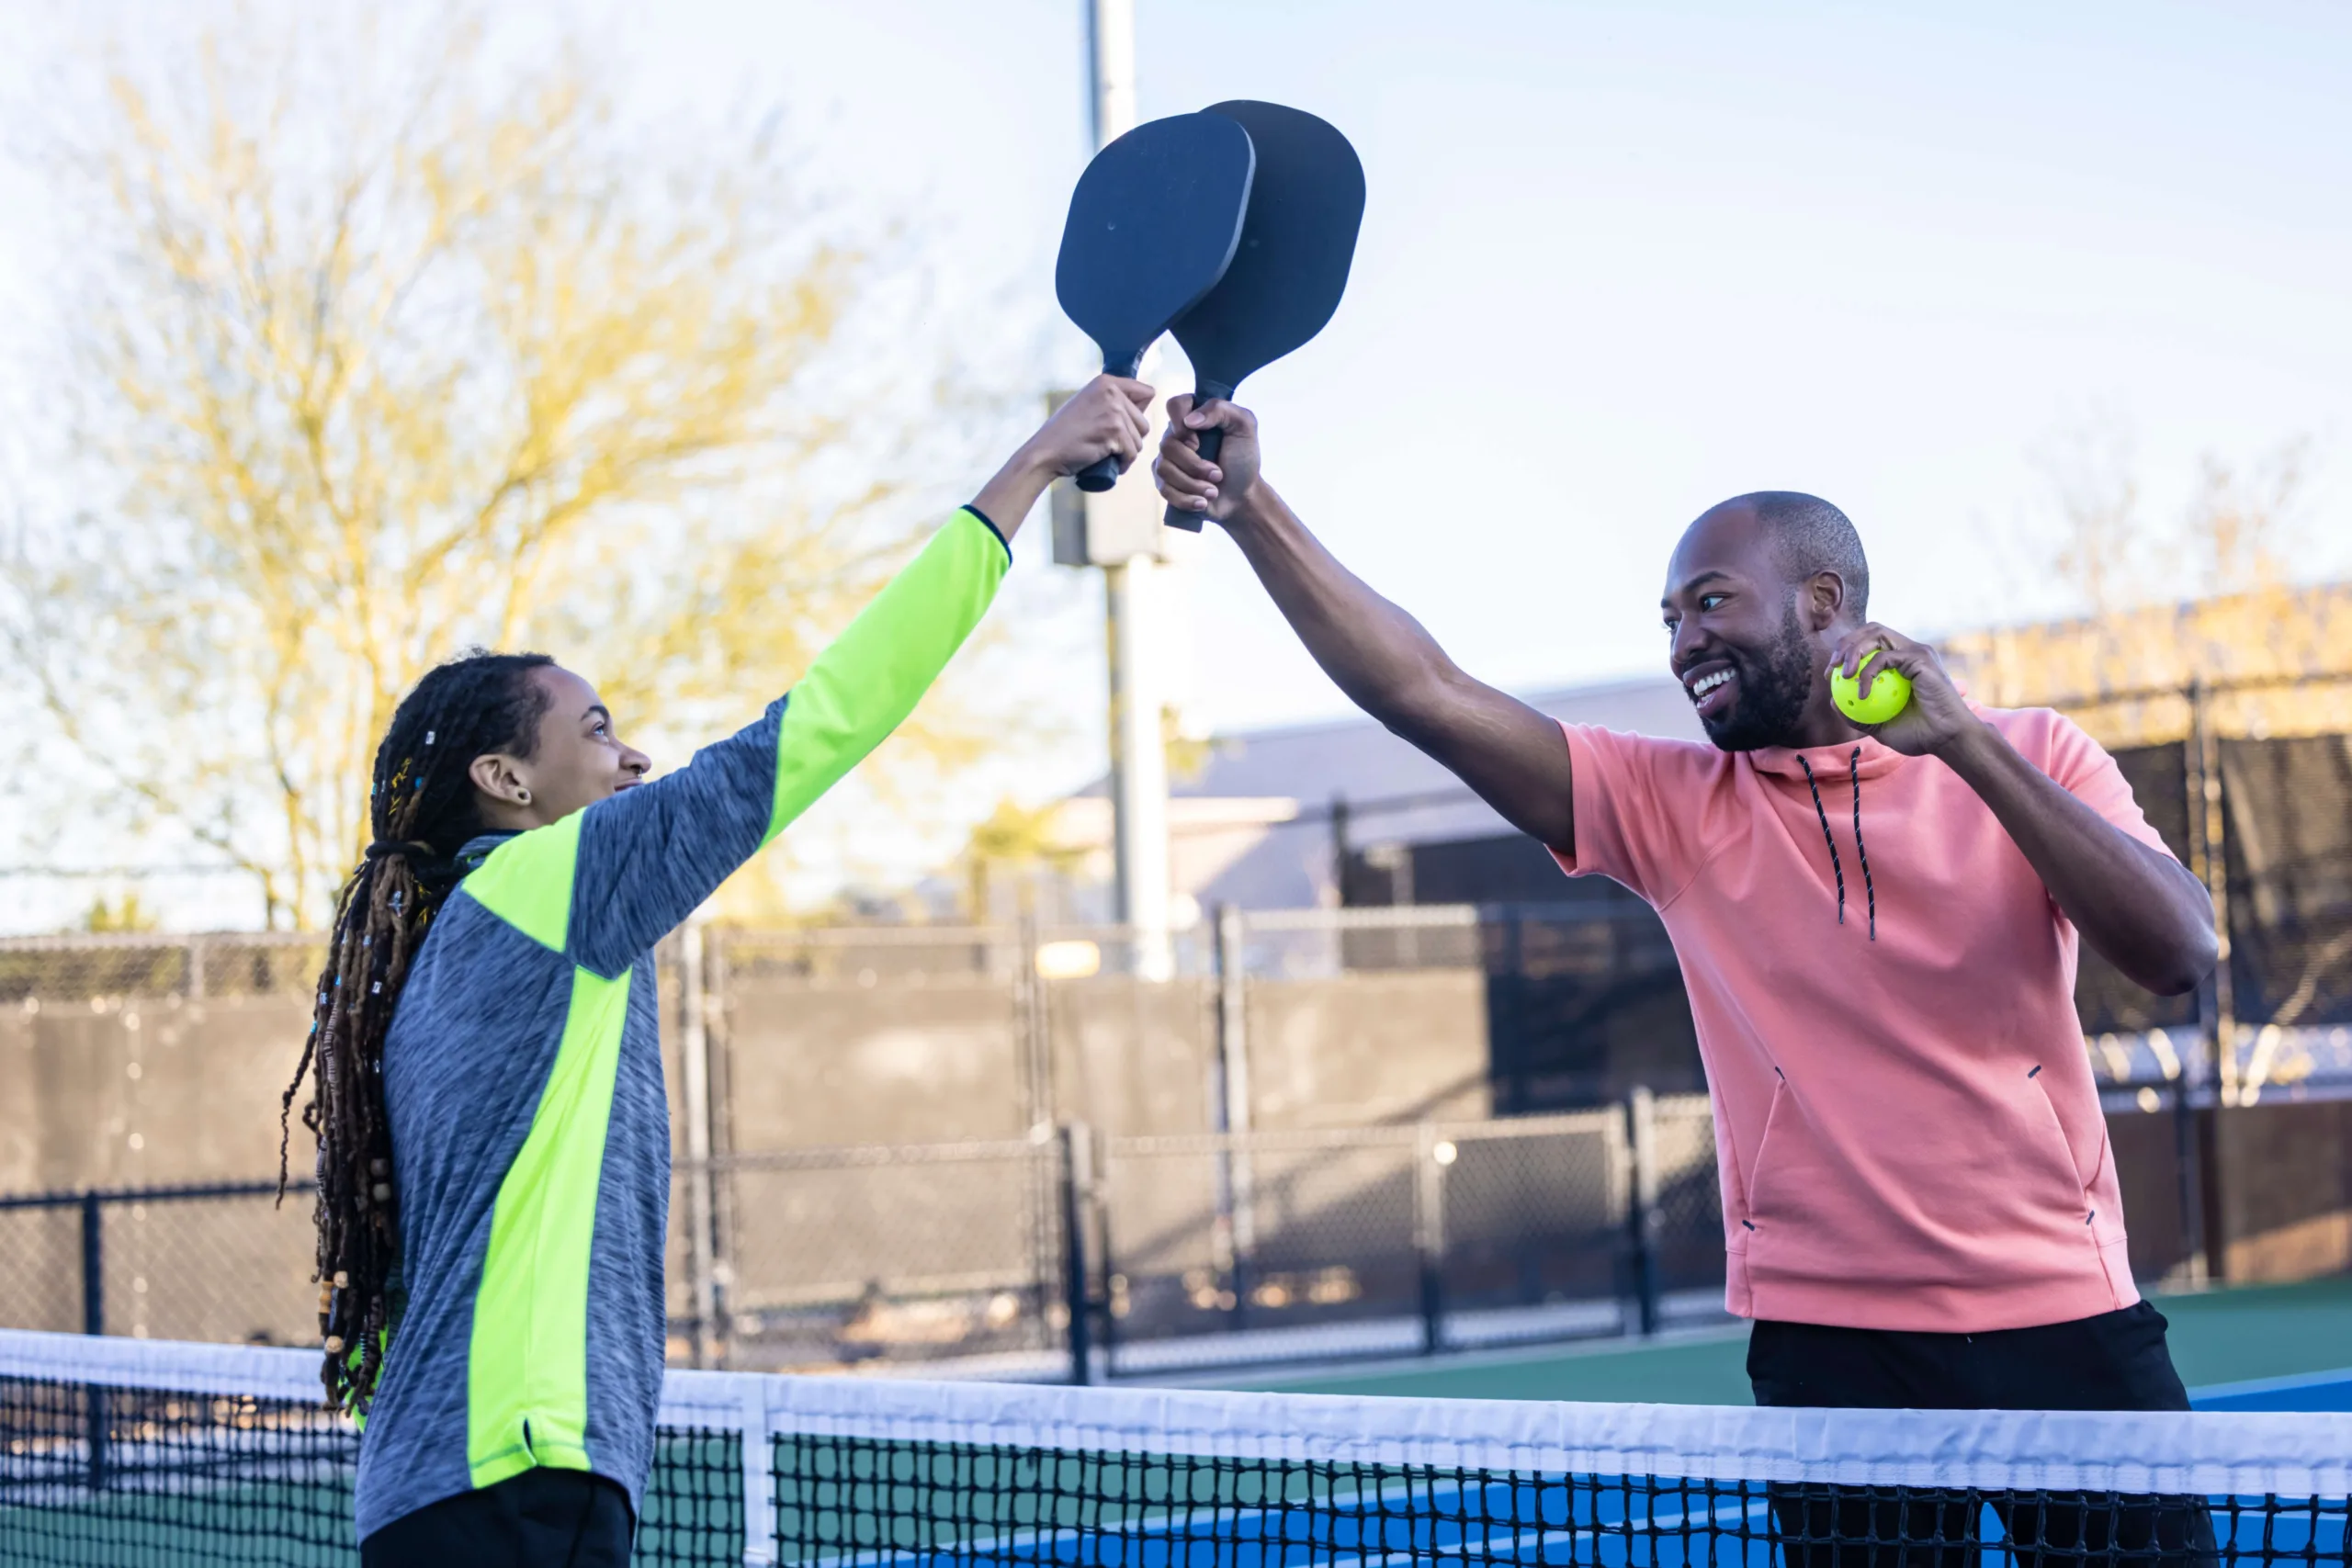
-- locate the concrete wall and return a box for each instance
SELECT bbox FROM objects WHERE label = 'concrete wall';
[723,979,1026,1148]
[0,994,311,1190]
[1246,972,1491,1129]
[2211,1099,2352,1281]
[1045,978,1217,1137]
[0,994,319,1343]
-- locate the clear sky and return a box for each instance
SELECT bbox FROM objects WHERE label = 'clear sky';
[591,0,2352,738]
[3,0,2347,921]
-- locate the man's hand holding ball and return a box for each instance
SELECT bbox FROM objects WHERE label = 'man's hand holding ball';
[1826,626,1978,760]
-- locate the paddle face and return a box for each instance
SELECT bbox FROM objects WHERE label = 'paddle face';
[1056,112,1255,374]
[1174,102,1363,392]
[1164,101,1364,527]
[1055,111,1253,492]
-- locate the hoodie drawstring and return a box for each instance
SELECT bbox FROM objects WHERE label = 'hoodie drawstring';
[1798,749,1876,941]
[1796,755,1847,929]
[1848,747,1876,941]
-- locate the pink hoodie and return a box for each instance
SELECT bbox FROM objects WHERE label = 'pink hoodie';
[1555,706,2167,1332]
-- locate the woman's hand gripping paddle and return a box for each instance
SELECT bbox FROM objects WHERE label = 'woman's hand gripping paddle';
[1055,113,1256,492]
[1163,101,1365,528]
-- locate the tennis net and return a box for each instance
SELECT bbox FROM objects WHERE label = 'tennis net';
[3,1327,2346,1566]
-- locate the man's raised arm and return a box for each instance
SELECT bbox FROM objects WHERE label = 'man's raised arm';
[1157,396,1575,852]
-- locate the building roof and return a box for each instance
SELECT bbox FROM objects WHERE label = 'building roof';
[1069,672,1703,911]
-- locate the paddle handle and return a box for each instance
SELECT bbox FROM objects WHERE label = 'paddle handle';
[1071,351,1144,493]
[1161,380,1236,531]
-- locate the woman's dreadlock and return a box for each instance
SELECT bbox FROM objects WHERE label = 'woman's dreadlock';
[278,650,555,1413]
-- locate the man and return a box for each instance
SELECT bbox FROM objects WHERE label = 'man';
[1156,397,2219,1561]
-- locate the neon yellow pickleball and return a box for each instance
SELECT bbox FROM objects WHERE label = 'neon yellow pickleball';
[1831,650,1913,725]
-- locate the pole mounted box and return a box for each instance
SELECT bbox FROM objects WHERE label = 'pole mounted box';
[1046,389,1173,566]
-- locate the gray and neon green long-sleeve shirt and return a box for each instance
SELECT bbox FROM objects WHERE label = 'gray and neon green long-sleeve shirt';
[352,507,1009,1542]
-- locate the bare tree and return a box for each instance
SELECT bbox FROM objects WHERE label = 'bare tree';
[1,13,1023,927]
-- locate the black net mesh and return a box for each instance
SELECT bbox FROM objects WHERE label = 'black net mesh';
[771,1435,2330,1566]
[5,1352,2346,1566]
[0,1372,741,1566]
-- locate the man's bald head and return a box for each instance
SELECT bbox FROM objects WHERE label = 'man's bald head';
[1713,491,1870,622]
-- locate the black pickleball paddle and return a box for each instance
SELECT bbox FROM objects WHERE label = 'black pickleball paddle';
[1056,112,1256,493]
[1164,101,1365,528]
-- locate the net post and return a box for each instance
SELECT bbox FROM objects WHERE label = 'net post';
[1059,1122,1095,1385]
[735,1375,776,1568]
[1626,1086,1660,1337]
[1413,1122,1448,1355]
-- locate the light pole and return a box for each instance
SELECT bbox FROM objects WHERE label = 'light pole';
[1083,0,1173,981]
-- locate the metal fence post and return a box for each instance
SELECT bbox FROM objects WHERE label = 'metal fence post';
[1413,1123,1449,1355]
[1059,1122,1095,1386]
[80,1190,108,1490]
[1625,1087,1661,1337]
[1013,914,1065,1337]
[1329,793,1351,907]
[79,1191,105,1337]
[1212,906,1257,1326]
[2184,681,2229,1278]
[678,920,718,1370]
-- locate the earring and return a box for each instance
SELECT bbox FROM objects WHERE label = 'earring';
[517,788,533,806]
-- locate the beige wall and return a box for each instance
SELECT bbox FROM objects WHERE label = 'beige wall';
[1044,978,1217,1137]
[0,994,318,1342]
[2211,1099,2352,1281]
[0,966,1498,1179]
[0,994,311,1191]
[1247,972,1490,1129]
[722,978,1026,1148]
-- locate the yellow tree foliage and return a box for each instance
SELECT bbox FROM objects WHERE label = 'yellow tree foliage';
[2,19,1005,927]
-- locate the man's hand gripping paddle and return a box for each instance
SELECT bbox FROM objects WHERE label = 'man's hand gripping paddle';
[1055,113,1255,493]
[1163,101,1365,529]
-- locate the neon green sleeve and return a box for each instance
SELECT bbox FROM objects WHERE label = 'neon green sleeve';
[462,506,1010,976]
[763,505,1010,842]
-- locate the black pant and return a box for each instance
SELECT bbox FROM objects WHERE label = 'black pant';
[1748,1302,2216,1567]
[361,1468,634,1568]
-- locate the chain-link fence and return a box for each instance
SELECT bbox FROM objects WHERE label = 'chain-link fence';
[693,1137,1065,1378]
[2,1100,1719,1382]
[1081,1095,1720,1377]
[0,933,326,1004]
[656,1098,1725,1382]
[0,1182,316,1346]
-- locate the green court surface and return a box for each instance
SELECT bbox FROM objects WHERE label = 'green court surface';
[1218,1274,2352,1404]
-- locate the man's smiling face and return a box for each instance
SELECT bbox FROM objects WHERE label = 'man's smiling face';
[1661,501,1822,752]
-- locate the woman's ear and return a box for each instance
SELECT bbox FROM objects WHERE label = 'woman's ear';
[469,752,531,808]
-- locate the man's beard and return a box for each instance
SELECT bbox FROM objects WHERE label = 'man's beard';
[1700,602,1815,752]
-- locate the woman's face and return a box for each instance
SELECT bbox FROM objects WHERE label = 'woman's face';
[486,665,651,826]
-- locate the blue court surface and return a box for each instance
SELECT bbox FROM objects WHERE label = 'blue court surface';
[797,1474,2338,1566]
[2192,1367,2352,1412]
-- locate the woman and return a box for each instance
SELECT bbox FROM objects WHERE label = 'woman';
[279,376,1152,1566]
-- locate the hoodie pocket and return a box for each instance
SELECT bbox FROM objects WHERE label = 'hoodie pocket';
[2030,1077,2107,1225]
[1732,1079,1792,1249]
